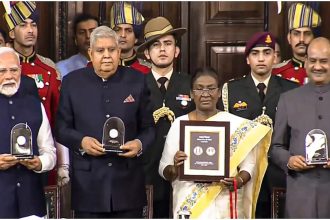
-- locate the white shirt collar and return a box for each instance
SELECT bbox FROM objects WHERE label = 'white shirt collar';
[251,73,271,89]
[152,69,173,88]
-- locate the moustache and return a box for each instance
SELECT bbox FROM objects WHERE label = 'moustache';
[295,43,307,48]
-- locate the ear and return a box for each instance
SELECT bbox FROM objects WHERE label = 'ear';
[287,32,291,45]
[135,38,138,44]
[88,48,93,62]
[74,38,77,46]
[174,46,180,58]
[246,56,250,65]
[9,30,15,40]
[144,49,150,60]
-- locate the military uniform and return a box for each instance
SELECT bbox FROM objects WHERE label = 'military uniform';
[144,71,194,218]
[18,52,61,129]
[272,57,307,85]
[120,52,151,74]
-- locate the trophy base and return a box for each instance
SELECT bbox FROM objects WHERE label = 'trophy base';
[306,159,328,165]
[13,154,34,159]
[104,148,125,153]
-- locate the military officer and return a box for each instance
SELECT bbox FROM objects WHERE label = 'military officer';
[4,1,66,185]
[137,16,194,218]
[222,32,299,218]
[272,3,322,85]
[109,2,151,74]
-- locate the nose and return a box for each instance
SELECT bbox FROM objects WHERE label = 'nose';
[313,60,322,70]
[27,24,34,33]
[103,49,111,58]
[160,43,166,51]
[258,53,265,61]
[119,29,126,38]
[299,32,305,42]
[86,31,91,39]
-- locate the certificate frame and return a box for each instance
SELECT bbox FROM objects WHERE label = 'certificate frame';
[179,120,230,182]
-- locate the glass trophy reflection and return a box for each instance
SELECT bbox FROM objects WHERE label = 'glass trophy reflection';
[102,117,125,153]
[11,123,33,159]
[305,129,328,165]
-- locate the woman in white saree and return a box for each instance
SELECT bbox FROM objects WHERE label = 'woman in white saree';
[159,67,272,218]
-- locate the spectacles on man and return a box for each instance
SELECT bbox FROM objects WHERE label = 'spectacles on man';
[192,88,219,96]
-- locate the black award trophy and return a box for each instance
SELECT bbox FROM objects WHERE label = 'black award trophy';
[102,117,125,153]
[305,129,328,165]
[11,123,33,159]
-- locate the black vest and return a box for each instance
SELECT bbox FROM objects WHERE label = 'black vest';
[0,88,46,218]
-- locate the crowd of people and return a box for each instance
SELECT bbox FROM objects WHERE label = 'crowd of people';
[0,1,329,219]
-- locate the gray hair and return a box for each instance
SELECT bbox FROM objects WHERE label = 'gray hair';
[0,47,20,63]
[90,26,119,48]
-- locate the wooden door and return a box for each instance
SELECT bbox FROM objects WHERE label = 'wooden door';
[184,2,266,86]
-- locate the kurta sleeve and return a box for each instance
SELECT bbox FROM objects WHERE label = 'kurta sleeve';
[35,104,56,173]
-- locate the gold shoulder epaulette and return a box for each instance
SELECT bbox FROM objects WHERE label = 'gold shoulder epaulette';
[222,82,229,112]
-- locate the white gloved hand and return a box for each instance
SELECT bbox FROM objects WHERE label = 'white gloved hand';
[57,164,70,186]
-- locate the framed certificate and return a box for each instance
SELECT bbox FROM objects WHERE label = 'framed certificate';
[179,120,230,182]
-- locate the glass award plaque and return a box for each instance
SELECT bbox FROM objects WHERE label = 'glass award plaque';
[102,117,125,153]
[11,123,33,159]
[305,129,328,165]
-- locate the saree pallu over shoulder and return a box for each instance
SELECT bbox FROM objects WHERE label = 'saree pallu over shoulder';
[179,112,272,218]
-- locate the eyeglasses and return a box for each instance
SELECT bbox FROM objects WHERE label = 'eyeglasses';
[192,88,219,96]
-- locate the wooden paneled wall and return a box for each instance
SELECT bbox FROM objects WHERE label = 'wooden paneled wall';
[1,1,330,83]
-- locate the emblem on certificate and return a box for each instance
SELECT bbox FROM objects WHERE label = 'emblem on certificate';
[179,120,230,182]
[102,117,125,153]
[11,123,33,159]
[305,129,328,165]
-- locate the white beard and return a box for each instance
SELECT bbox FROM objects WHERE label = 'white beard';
[0,79,20,97]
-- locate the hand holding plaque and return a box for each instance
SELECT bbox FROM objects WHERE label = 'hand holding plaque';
[11,123,33,159]
[305,129,328,165]
[102,117,125,153]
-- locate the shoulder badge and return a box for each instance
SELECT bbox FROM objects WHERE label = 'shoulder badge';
[36,54,62,81]
[137,58,152,68]
[272,59,290,69]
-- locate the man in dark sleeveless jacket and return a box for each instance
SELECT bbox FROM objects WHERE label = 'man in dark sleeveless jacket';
[0,47,56,218]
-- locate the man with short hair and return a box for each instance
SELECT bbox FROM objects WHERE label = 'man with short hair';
[137,16,194,218]
[4,1,66,185]
[273,3,322,85]
[55,26,155,218]
[110,2,150,74]
[270,37,330,218]
[0,46,56,218]
[222,32,299,218]
[56,13,99,78]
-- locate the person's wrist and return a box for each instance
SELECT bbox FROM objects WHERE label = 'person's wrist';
[287,162,294,170]
[236,176,244,188]
[135,139,143,157]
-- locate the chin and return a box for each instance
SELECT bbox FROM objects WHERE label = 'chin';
[0,86,18,97]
